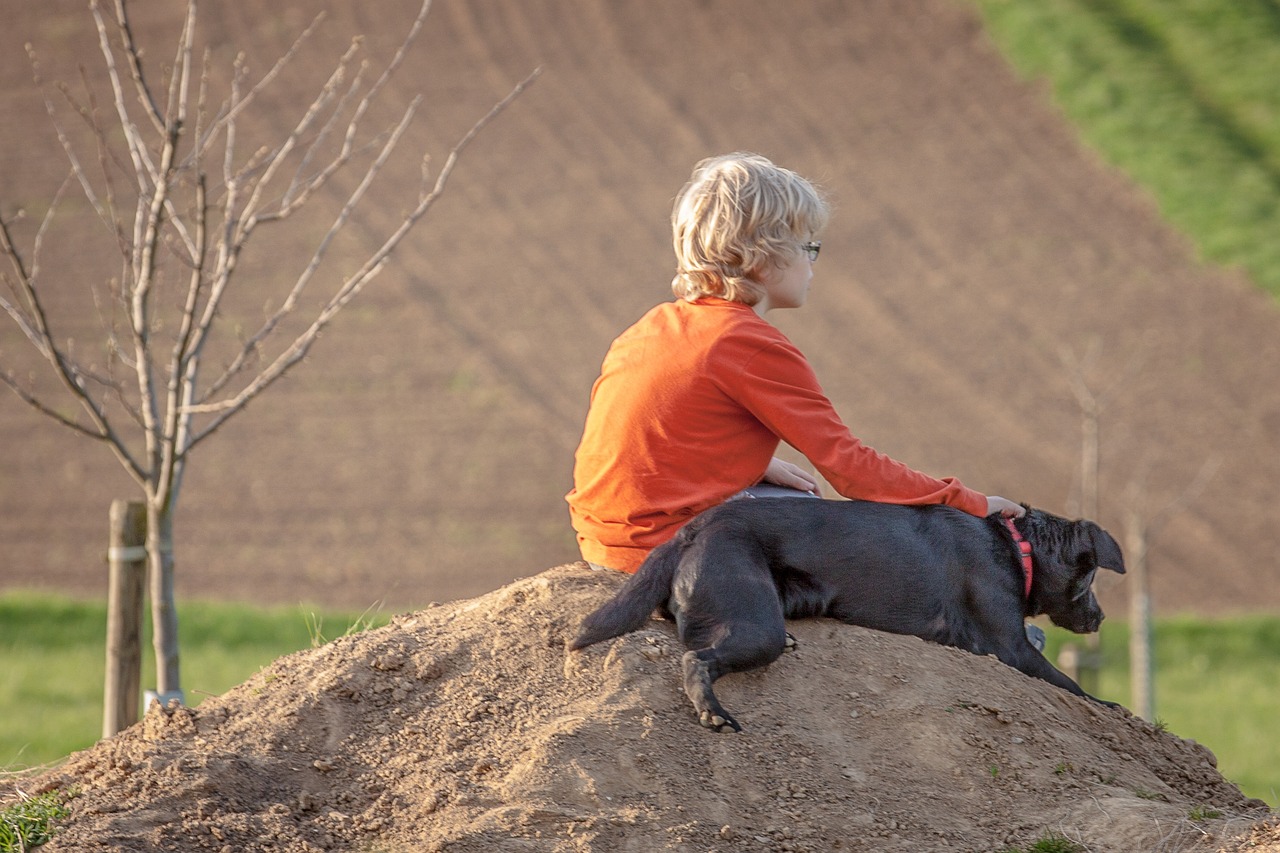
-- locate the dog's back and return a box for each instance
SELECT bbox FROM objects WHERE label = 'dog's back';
[703,500,1009,640]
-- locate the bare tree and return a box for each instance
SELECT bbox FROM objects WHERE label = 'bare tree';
[1059,340,1145,519]
[1054,338,1126,691]
[1058,341,1218,717]
[1058,341,1142,695]
[0,0,537,704]
[1122,456,1219,720]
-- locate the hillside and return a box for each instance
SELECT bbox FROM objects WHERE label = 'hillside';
[8,565,1277,851]
[3,0,1280,618]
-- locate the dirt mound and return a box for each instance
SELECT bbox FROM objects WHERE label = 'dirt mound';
[11,565,1273,852]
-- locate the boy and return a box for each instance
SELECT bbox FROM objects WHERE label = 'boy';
[567,153,1022,573]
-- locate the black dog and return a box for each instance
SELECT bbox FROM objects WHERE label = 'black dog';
[571,499,1125,731]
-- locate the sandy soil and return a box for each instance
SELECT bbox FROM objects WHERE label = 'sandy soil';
[9,565,1276,852]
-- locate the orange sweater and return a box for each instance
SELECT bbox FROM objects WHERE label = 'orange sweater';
[566,298,987,571]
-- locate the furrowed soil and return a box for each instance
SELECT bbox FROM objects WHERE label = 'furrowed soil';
[2,1,1279,850]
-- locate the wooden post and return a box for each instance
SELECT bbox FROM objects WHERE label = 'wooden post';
[1077,398,1103,697]
[104,500,147,738]
[1057,643,1080,682]
[1075,636,1102,696]
[1127,514,1155,720]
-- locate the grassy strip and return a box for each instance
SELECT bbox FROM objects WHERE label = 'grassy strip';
[1042,615,1280,806]
[971,0,1280,298]
[2,593,1275,806]
[0,592,390,771]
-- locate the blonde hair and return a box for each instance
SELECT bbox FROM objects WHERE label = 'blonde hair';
[671,153,829,304]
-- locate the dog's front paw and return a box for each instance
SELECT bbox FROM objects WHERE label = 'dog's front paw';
[1024,624,1047,652]
[784,632,798,652]
[699,708,742,733]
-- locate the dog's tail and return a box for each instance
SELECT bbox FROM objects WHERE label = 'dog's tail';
[570,538,682,651]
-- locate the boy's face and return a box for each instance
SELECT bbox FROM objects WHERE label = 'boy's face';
[755,245,814,313]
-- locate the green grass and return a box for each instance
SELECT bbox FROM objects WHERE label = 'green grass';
[0,790,70,852]
[999,832,1085,853]
[1041,615,1280,806]
[972,0,1280,299]
[2,594,1276,809]
[0,592,390,771]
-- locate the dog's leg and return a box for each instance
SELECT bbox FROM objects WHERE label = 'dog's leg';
[682,649,741,732]
[668,536,791,731]
[681,618,788,733]
[1007,648,1122,709]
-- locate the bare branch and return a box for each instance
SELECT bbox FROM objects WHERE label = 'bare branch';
[1058,341,1146,414]
[1125,455,1222,537]
[184,11,329,171]
[164,2,195,143]
[234,42,367,233]
[178,38,370,406]
[201,95,418,403]
[89,2,195,275]
[183,67,541,446]
[90,0,157,193]
[225,0,432,233]
[29,173,82,292]
[107,0,168,135]
[0,215,147,484]
[282,52,367,208]
[0,215,49,353]
[23,45,113,232]
[0,370,108,439]
[196,0,435,402]
[0,289,43,354]
[285,0,434,209]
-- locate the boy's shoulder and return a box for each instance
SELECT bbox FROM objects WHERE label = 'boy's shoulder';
[678,300,804,366]
[630,298,795,355]
[670,297,775,333]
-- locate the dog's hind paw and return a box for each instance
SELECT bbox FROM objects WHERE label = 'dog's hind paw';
[784,632,798,652]
[699,709,742,733]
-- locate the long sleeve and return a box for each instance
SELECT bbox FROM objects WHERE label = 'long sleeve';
[717,338,988,515]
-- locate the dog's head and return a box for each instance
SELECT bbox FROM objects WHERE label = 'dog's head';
[1022,510,1125,634]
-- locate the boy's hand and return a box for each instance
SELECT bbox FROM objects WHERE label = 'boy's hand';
[986,495,1025,518]
[763,457,821,495]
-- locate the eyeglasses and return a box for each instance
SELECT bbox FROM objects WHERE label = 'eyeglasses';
[799,241,821,262]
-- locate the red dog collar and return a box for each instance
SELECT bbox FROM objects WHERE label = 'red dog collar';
[1004,517,1034,599]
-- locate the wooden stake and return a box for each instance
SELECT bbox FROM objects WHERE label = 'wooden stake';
[104,500,146,738]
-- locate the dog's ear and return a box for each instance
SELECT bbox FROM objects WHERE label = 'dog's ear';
[1085,522,1126,574]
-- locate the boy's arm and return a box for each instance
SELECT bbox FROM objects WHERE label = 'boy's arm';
[728,340,989,516]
